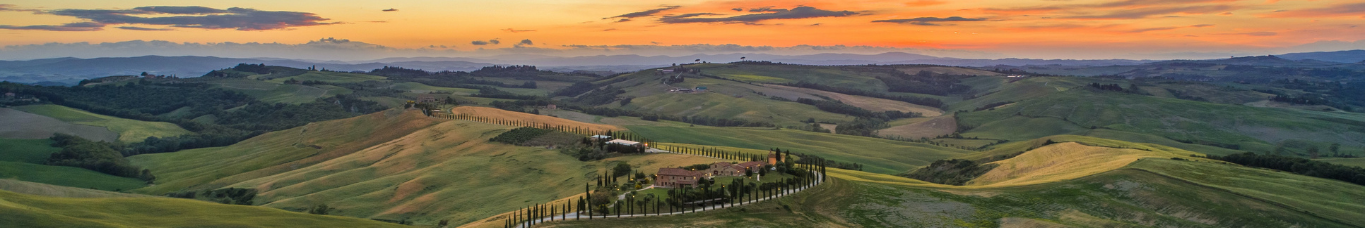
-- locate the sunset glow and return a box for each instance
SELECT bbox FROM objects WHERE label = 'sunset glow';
[1,0,1362,58]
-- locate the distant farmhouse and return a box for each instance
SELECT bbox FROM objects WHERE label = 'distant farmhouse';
[415,94,438,104]
[653,151,779,188]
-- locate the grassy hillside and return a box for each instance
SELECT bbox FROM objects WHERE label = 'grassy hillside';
[957,85,1365,155]
[204,78,354,104]
[0,179,147,198]
[129,110,442,194]
[0,108,119,142]
[0,138,60,164]
[12,104,191,142]
[546,160,1365,228]
[0,190,411,228]
[0,161,147,191]
[610,76,856,127]
[1318,158,1365,168]
[0,138,148,191]
[970,141,1195,187]
[627,125,972,174]
[265,71,389,84]
[449,106,623,132]
[131,107,720,226]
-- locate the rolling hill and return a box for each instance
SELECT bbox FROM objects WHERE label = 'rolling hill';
[11,104,191,142]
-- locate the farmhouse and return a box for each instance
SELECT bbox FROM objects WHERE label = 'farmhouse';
[705,161,765,177]
[415,94,438,104]
[605,139,640,146]
[768,151,778,165]
[654,168,702,188]
[590,135,612,141]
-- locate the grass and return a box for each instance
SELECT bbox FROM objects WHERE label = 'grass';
[208,79,347,104]
[0,190,411,228]
[0,138,60,164]
[12,105,191,142]
[391,82,479,95]
[129,108,720,226]
[970,141,1194,187]
[627,125,973,174]
[1129,158,1365,226]
[0,179,147,198]
[614,76,857,127]
[548,160,1365,228]
[1317,158,1365,168]
[0,161,147,191]
[265,71,388,84]
[958,83,1365,155]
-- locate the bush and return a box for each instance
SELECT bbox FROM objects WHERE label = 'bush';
[489,127,553,145]
[901,159,998,185]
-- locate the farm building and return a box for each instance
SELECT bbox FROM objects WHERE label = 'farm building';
[415,94,438,104]
[654,168,702,188]
[590,135,612,141]
[605,139,640,146]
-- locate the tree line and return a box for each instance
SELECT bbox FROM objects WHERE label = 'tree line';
[1205,152,1365,186]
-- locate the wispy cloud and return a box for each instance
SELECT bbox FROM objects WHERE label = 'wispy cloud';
[0,6,336,31]
[872,16,987,26]
[658,6,858,24]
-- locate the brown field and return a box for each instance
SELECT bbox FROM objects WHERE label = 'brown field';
[763,84,943,116]
[450,106,624,131]
[0,108,117,142]
[876,115,956,139]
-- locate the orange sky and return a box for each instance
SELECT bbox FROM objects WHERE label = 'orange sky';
[0,0,1362,58]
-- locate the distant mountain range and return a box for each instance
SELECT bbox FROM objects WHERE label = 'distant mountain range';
[2,49,1362,85]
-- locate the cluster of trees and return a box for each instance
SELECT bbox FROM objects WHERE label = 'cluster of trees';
[2,80,385,156]
[779,81,945,108]
[1206,153,1365,186]
[473,86,540,100]
[46,134,154,182]
[834,118,889,137]
[489,127,555,145]
[369,66,542,90]
[901,159,998,185]
[1270,94,1330,106]
[795,98,921,120]
[231,63,272,74]
[973,101,1013,111]
[165,188,256,205]
[1088,83,1130,92]
[874,70,972,96]
[551,76,631,97]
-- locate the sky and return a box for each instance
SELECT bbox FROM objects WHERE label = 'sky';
[0,0,1363,60]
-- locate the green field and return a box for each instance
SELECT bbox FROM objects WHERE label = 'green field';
[628,125,972,174]
[0,161,147,191]
[547,159,1365,228]
[0,138,147,191]
[0,138,60,164]
[1318,158,1365,168]
[265,71,389,84]
[957,83,1365,155]
[129,110,726,226]
[207,79,351,104]
[0,190,410,228]
[12,105,191,142]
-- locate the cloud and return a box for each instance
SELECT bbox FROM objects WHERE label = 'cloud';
[1264,2,1365,18]
[117,26,174,31]
[517,39,534,47]
[731,8,743,12]
[659,6,859,24]
[0,22,104,31]
[1191,24,1214,27]
[489,39,501,45]
[0,6,336,31]
[1126,27,1179,33]
[503,28,535,33]
[748,7,783,13]
[1222,31,1277,36]
[382,8,398,12]
[471,40,489,45]
[872,16,986,26]
[0,4,42,13]
[609,5,680,19]
[1065,5,1235,19]
[905,0,947,7]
